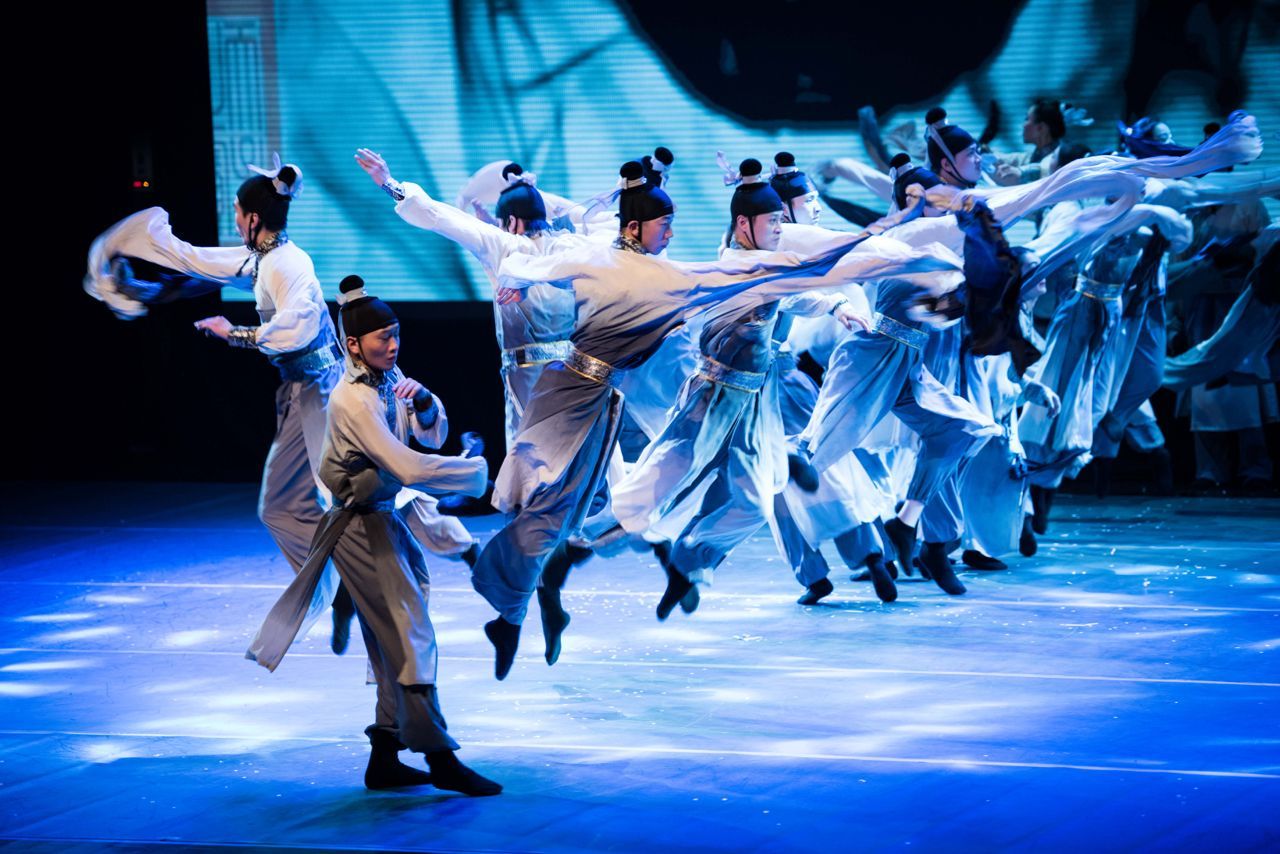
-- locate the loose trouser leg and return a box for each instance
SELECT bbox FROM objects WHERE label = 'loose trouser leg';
[258,379,326,572]
[668,447,767,580]
[771,492,830,587]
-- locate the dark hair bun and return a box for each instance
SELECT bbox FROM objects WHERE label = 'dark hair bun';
[654,146,674,165]
[889,152,912,169]
[276,165,298,189]
[502,163,524,180]
[773,151,796,167]
[739,158,763,177]
[620,161,645,180]
[339,275,365,294]
[925,107,947,125]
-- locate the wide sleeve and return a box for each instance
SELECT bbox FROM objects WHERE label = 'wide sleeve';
[85,207,254,318]
[409,392,449,449]
[336,391,488,497]
[395,182,525,275]
[673,232,963,308]
[497,243,599,288]
[254,250,328,355]
[818,157,895,202]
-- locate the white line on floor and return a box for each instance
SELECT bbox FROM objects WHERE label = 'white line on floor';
[1,646,1275,688]
[1,579,1276,613]
[0,728,1273,780]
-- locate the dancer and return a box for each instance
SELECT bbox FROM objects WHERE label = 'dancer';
[247,275,500,796]
[86,156,342,574]
[472,160,960,679]
[354,149,581,451]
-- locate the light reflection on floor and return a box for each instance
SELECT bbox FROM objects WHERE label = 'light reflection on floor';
[0,484,1277,851]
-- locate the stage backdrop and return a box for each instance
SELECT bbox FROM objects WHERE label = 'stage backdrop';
[207,0,1279,302]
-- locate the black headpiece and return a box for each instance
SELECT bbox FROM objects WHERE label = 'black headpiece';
[769,151,815,203]
[337,275,398,339]
[494,163,548,225]
[618,161,675,225]
[925,107,977,175]
[731,158,784,219]
[889,152,941,210]
[641,146,675,187]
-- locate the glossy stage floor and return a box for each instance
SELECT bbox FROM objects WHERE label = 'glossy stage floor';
[1,482,1277,852]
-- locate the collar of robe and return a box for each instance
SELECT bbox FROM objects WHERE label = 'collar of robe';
[613,233,649,255]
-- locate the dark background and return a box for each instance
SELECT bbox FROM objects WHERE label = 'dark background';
[22,0,1274,491]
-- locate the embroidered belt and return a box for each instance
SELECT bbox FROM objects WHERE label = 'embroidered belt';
[564,347,627,388]
[271,329,342,382]
[501,339,572,370]
[1076,276,1124,301]
[872,312,928,350]
[697,355,768,392]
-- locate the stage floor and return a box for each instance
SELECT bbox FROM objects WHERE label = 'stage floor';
[1,482,1277,852]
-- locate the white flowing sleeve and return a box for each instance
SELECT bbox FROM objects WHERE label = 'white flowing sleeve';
[818,157,895,202]
[497,243,599,289]
[779,290,847,317]
[337,392,488,497]
[395,182,525,276]
[254,250,327,355]
[85,207,253,318]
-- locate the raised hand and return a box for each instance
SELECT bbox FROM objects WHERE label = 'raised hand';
[354,148,392,186]
[194,316,233,340]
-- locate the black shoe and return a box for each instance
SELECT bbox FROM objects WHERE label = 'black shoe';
[911,555,934,581]
[788,452,820,492]
[425,750,503,797]
[460,543,480,569]
[883,517,918,568]
[364,729,432,790]
[331,583,356,656]
[1019,518,1038,557]
[797,577,834,605]
[679,583,702,614]
[1029,486,1054,535]
[483,617,521,681]
[920,543,966,595]
[657,563,694,621]
[536,587,570,667]
[961,549,1007,571]
[541,541,593,591]
[865,554,898,603]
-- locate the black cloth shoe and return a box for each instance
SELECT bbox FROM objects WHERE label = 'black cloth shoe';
[657,562,694,621]
[920,542,966,595]
[883,517,918,568]
[536,587,570,666]
[679,583,701,614]
[1030,486,1054,535]
[484,617,521,681]
[961,549,1008,571]
[1019,518,1038,557]
[788,452,820,492]
[364,728,432,790]
[797,577,834,605]
[331,583,356,656]
[865,553,898,602]
[426,750,503,796]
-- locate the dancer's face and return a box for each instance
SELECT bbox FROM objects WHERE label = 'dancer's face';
[349,323,400,372]
[736,212,784,251]
[945,144,984,186]
[630,215,674,254]
[788,192,822,225]
[1023,106,1051,147]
